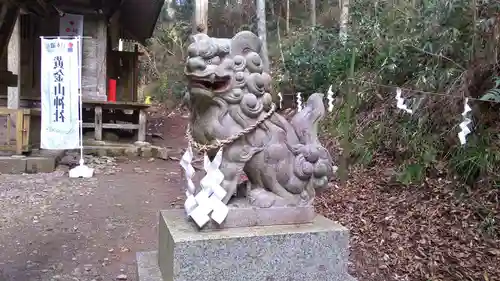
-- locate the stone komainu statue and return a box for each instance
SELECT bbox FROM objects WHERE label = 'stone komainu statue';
[183,31,335,208]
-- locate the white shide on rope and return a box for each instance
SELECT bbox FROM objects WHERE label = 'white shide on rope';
[283,87,335,112]
[277,92,283,109]
[276,86,477,147]
[458,98,472,145]
[296,92,303,112]
[327,85,334,112]
[395,87,413,114]
[180,145,197,214]
[180,146,229,228]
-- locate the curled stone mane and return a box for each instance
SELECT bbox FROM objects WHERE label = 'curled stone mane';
[221,33,273,129]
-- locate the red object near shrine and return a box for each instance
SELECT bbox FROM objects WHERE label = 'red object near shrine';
[108,79,117,102]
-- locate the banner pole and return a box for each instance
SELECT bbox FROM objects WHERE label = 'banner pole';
[69,36,94,178]
[78,37,84,164]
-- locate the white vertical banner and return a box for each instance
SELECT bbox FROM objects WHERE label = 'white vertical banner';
[40,38,80,149]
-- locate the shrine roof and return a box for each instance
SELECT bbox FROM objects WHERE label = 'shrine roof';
[10,0,164,43]
[118,0,164,43]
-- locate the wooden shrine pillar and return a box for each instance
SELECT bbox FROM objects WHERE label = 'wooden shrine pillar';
[0,3,20,59]
[7,14,20,109]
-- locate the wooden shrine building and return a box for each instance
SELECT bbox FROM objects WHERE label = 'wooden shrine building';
[0,0,164,155]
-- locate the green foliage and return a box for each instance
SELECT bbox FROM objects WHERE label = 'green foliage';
[151,73,186,102]
[481,89,500,102]
[280,27,350,93]
[448,133,500,183]
[480,213,498,238]
[480,76,500,102]
[141,0,256,102]
[141,7,191,103]
[141,0,500,186]
[275,0,500,185]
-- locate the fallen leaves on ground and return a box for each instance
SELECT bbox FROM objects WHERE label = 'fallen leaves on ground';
[316,156,500,281]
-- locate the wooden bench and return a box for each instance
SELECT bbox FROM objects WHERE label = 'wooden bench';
[81,100,150,142]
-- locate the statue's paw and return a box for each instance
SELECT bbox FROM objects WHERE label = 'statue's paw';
[247,188,300,207]
[297,190,314,206]
[247,188,276,208]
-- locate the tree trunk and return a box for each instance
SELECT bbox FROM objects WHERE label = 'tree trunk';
[310,0,316,27]
[338,49,356,185]
[310,0,317,46]
[193,0,209,33]
[286,0,290,34]
[256,0,270,73]
[339,0,349,44]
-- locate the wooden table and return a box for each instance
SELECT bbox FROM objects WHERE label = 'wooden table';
[81,100,150,142]
[0,97,151,143]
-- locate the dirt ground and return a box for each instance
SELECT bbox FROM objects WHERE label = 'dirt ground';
[0,110,188,281]
[1,106,498,281]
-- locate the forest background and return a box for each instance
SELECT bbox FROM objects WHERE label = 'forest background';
[139,1,500,280]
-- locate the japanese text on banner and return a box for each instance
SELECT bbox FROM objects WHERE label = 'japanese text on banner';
[53,54,66,123]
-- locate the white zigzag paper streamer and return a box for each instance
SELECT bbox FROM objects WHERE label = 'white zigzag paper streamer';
[327,85,334,112]
[199,149,228,224]
[180,146,229,228]
[201,149,225,200]
[297,92,303,112]
[180,145,197,214]
[395,88,413,114]
[277,92,283,109]
[458,98,472,145]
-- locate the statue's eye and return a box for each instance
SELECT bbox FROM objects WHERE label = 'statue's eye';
[234,56,244,65]
[187,45,198,57]
[206,59,212,64]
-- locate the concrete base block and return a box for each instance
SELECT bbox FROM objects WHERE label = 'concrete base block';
[136,209,356,281]
[137,251,163,281]
[183,203,316,230]
[26,156,56,173]
[0,153,59,174]
[0,156,26,174]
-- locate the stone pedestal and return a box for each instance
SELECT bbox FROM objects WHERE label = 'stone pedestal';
[136,209,355,281]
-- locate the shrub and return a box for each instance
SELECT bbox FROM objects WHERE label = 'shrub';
[275,0,500,185]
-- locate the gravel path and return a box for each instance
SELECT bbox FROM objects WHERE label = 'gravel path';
[0,159,184,281]
[0,111,188,281]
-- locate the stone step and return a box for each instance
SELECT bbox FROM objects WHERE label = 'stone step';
[0,150,62,174]
[64,143,171,159]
